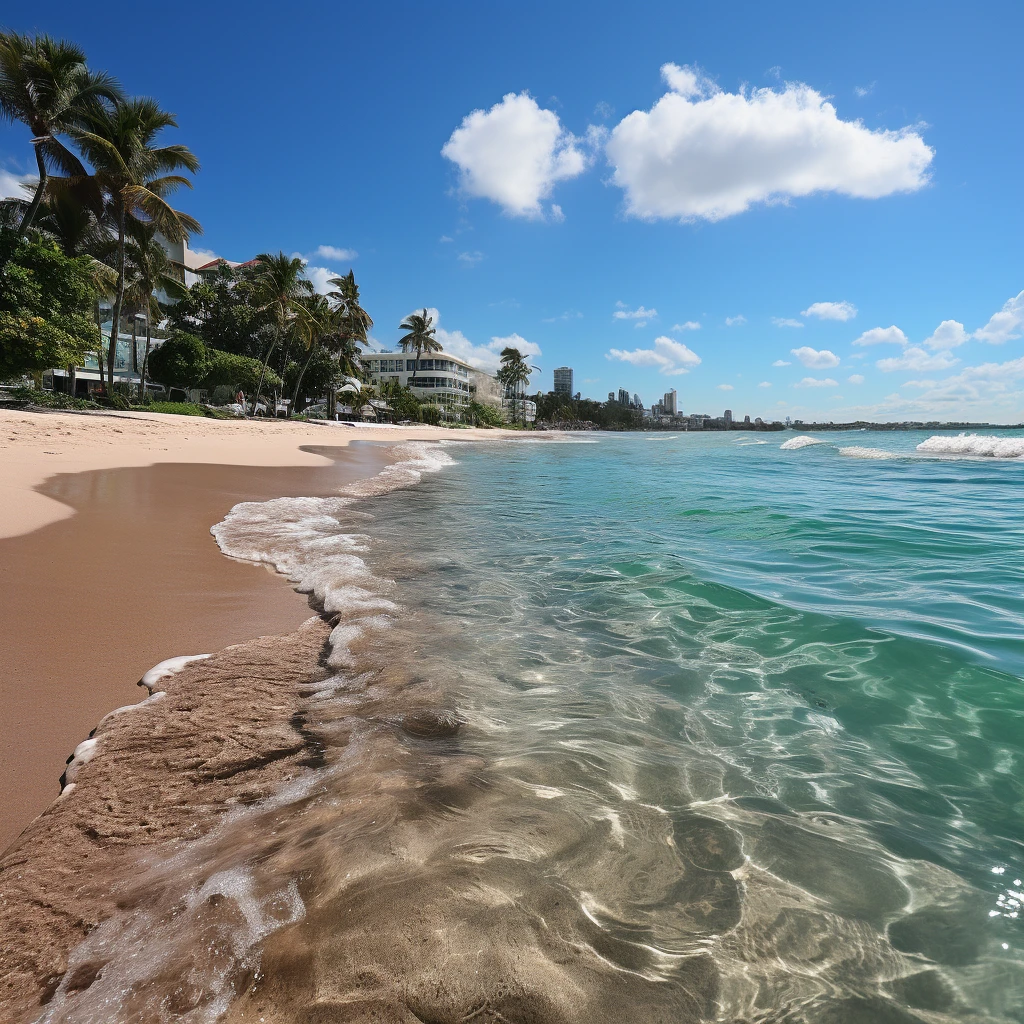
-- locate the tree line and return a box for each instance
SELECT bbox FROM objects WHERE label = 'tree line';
[0,30,507,425]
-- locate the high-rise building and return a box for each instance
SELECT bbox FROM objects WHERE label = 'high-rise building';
[553,366,573,396]
[608,391,615,403]
[724,409,733,426]
[663,389,678,415]
[618,388,630,405]
[633,393,641,408]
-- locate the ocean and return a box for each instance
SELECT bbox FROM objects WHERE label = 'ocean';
[35,430,1024,1022]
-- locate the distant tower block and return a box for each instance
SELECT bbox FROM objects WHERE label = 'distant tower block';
[553,366,573,396]
[724,409,733,426]
[663,389,678,415]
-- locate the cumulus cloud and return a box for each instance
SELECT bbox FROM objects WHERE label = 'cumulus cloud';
[758,381,772,387]
[772,317,804,328]
[305,266,340,295]
[772,359,791,367]
[794,376,839,387]
[791,346,840,368]
[875,347,959,373]
[725,315,746,326]
[848,374,865,384]
[605,63,933,222]
[312,244,357,262]
[613,304,657,321]
[852,325,908,346]
[973,290,1024,344]
[923,319,969,350]
[0,167,34,200]
[442,92,587,219]
[457,250,484,266]
[606,336,702,375]
[671,320,701,331]
[801,300,857,321]
[717,383,734,391]
[418,309,541,374]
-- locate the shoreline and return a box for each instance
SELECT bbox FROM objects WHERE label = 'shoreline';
[0,409,511,853]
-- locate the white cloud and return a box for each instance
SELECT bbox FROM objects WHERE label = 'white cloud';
[439,235,454,243]
[875,347,959,372]
[758,381,772,388]
[801,300,857,321]
[671,320,701,331]
[0,167,34,201]
[852,325,908,346]
[420,308,541,374]
[725,315,747,326]
[614,304,657,320]
[312,244,357,262]
[923,319,969,350]
[792,346,840,368]
[550,204,565,223]
[457,250,484,266]
[848,373,865,384]
[442,92,587,219]
[772,317,804,328]
[717,383,734,391]
[772,359,791,367]
[794,377,839,387]
[973,290,1024,344]
[606,336,702,375]
[305,266,340,295]
[542,310,583,323]
[605,63,933,222]
[854,83,875,98]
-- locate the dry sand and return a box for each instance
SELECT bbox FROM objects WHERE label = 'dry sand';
[0,408,510,851]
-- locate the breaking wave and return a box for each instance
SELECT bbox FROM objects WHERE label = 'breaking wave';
[917,433,1024,459]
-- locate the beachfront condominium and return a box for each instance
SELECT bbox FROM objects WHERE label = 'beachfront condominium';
[664,389,678,416]
[553,366,573,396]
[363,349,502,418]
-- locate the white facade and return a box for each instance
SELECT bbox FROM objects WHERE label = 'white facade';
[363,350,497,412]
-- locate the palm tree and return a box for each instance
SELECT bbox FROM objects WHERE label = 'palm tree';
[247,251,311,408]
[72,97,200,392]
[397,309,442,386]
[120,222,188,401]
[326,270,372,416]
[0,32,120,235]
[290,291,333,413]
[498,347,536,427]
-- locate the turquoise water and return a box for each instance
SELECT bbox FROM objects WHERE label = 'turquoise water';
[50,432,1024,1021]
[350,431,1024,1020]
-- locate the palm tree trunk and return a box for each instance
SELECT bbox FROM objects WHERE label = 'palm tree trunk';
[94,297,106,391]
[253,334,277,414]
[67,364,76,397]
[140,317,152,404]
[106,204,127,393]
[18,141,48,236]
[291,344,318,415]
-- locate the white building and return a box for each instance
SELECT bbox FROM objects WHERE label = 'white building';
[664,389,678,416]
[363,350,500,417]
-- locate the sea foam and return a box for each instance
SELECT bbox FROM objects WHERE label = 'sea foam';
[780,435,826,450]
[916,433,1024,459]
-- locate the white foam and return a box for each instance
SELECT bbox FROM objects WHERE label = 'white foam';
[838,446,900,460]
[62,737,98,788]
[140,654,211,692]
[916,433,1024,459]
[780,435,826,450]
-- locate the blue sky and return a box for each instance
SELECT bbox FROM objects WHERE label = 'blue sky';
[3,1,1023,421]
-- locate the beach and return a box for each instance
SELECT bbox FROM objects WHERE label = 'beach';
[0,410,507,853]
[1,422,1022,1023]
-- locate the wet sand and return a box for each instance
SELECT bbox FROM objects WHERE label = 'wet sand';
[0,443,392,853]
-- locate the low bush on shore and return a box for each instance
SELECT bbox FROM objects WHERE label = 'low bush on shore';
[145,401,206,417]
[5,386,100,410]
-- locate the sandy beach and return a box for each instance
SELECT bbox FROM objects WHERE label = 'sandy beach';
[0,409,508,852]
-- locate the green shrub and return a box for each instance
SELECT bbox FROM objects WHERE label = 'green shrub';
[145,401,205,417]
[7,386,99,410]
[468,401,504,427]
[203,349,281,394]
[420,404,442,426]
[147,332,210,392]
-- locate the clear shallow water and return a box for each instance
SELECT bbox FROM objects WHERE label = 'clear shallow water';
[39,432,1024,1022]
